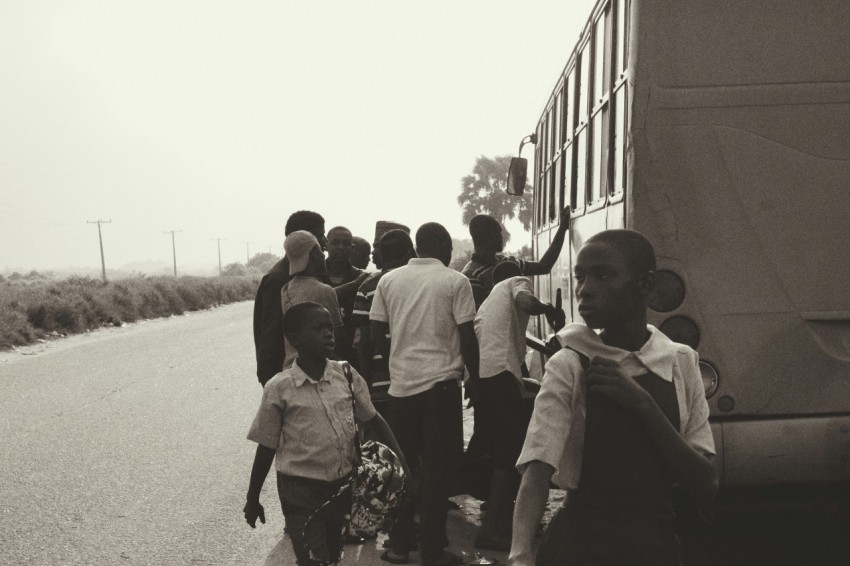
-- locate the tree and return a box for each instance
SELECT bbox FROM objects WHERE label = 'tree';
[222,262,247,277]
[457,155,533,245]
[247,252,279,274]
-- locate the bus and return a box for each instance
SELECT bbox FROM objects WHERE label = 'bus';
[511,0,850,497]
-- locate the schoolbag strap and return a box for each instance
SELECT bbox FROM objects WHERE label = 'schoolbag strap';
[340,361,363,467]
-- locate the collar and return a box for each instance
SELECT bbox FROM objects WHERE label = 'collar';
[555,323,677,382]
[470,251,504,267]
[408,258,443,266]
[292,358,332,387]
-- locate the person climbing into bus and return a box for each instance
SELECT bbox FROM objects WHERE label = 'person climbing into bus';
[471,260,565,552]
[508,229,717,566]
[461,205,570,309]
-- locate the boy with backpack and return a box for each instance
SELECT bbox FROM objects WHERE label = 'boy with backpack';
[243,301,408,566]
[508,230,717,566]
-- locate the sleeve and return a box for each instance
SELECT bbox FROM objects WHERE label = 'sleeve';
[511,277,534,299]
[351,282,372,327]
[254,275,285,383]
[516,350,579,476]
[369,279,389,322]
[246,382,285,450]
[681,350,716,456]
[350,366,378,422]
[323,286,344,327]
[452,276,477,325]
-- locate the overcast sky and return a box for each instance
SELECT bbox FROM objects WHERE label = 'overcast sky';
[1,0,596,274]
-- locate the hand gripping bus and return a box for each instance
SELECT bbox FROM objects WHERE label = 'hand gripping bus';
[511,0,850,511]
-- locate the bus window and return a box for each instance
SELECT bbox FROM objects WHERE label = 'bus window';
[575,129,588,208]
[615,0,628,81]
[593,7,608,107]
[563,142,574,211]
[578,42,590,129]
[550,156,561,221]
[612,85,626,195]
[590,108,609,202]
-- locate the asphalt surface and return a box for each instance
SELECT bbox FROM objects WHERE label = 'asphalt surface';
[0,302,522,566]
[3,300,848,565]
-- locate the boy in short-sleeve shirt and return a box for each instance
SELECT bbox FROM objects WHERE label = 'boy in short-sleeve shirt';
[243,302,407,566]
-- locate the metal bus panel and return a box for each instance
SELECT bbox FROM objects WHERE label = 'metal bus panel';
[525,0,850,488]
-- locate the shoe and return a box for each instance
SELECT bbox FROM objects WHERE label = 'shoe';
[474,533,511,552]
[425,550,465,566]
[381,549,411,564]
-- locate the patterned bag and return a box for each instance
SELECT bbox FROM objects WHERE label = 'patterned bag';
[341,362,407,538]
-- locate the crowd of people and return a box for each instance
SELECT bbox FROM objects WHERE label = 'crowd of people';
[242,209,717,566]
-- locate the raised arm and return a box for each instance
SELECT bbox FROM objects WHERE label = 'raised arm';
[523,206,570,276]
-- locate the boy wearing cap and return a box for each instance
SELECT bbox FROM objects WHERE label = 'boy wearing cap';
[253,210,326,387]
[281,230,344,370]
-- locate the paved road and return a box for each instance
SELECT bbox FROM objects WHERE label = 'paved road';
[0,302,503,566]
[3,301,848,565]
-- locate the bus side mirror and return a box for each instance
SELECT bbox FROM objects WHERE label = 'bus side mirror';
[506,157,527,196]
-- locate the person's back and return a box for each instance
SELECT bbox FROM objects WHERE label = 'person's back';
[369,222,479,566]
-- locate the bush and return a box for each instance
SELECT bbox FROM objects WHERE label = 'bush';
[0,274,260,351]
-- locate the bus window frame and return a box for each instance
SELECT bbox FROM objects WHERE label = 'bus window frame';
[609,0,628,204]
[586,6,611,214]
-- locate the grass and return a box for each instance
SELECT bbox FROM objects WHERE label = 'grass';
[0,275,259,351]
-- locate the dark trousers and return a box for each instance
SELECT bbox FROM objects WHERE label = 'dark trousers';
[537,501,682,566]
[277,473,351,566]
[388,380,463,565]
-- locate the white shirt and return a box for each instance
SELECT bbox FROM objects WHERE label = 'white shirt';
[369,258,477,397]
[516,323,715,490]
[475,276,534,381]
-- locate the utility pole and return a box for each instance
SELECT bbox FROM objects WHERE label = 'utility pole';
[163,230,182,276]
[243,241,252,264]
[87,219,111,282]
[213,238,225,275]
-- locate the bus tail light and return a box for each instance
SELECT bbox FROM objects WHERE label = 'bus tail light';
[648,270,686,312]
[699,360,719,398]
[660,315,700,349]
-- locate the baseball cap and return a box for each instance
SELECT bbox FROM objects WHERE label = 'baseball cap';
[284,230,320,275]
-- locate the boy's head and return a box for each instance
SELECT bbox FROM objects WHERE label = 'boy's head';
[469,214,504,253]
[372,221,409,269]
[351,236,371,269]
[492,260,522,284]
[379,229,415,270]
[575,229,656,329]
[326,226,353,262]
[415,222,453,266]
[283,302,335,360]
[284,231,326,277]
[285,210,327,251]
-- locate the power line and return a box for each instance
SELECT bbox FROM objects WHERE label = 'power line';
[163,230,183,276]
[87,220,111,282]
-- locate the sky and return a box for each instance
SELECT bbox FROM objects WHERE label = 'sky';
[1,0,597,275]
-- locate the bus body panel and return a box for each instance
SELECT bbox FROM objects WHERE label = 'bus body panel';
[527,0,850,487]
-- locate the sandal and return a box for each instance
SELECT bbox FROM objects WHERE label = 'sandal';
[381,549,411,564]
